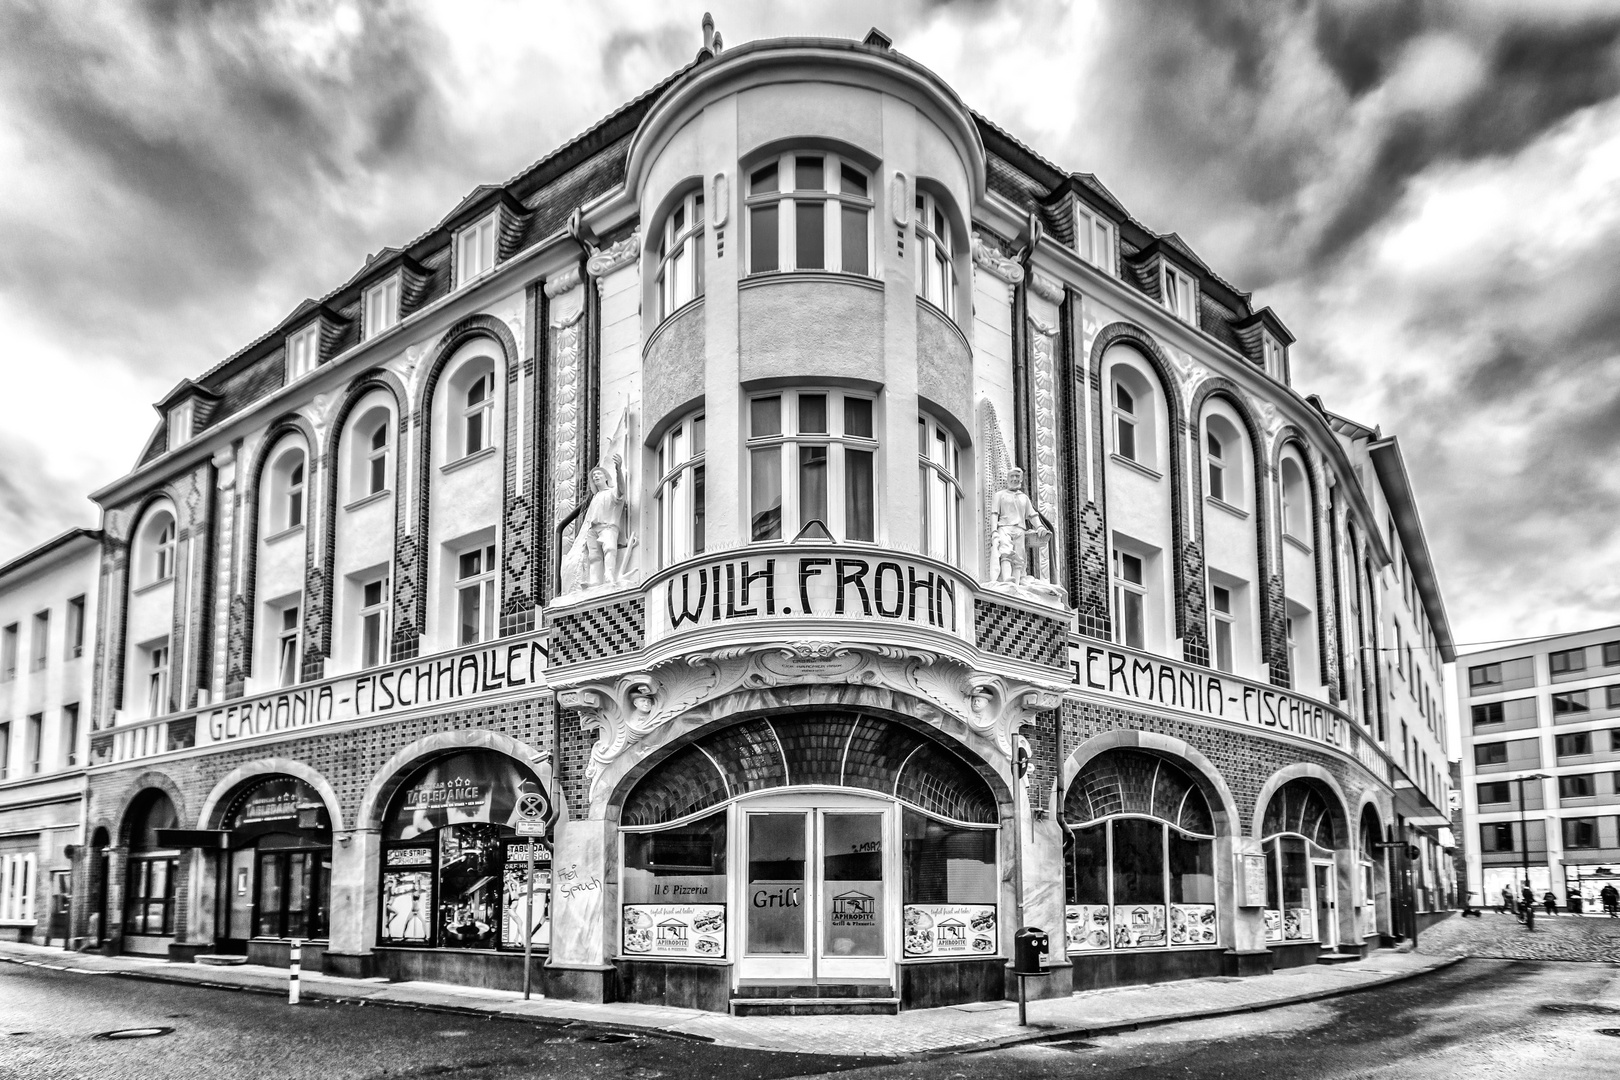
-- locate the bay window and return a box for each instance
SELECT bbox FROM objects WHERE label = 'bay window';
[746,153,872,276]
[748,390,876,543]
[657,413,706,565]
[657,189,705,320]
[917,416,961,562]
[914,190,955,315]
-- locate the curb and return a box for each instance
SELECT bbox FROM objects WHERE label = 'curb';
[935,956,1466,1056]
[3,950,1461,1057]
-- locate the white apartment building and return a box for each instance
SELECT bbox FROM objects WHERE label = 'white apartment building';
[1460,624,1620,909]
[0,528,100,944]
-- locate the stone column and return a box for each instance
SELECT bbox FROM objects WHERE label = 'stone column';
[324,827,379,976]
[545,814,613,1002]
[1224,835,1273,975]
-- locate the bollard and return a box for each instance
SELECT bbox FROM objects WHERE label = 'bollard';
[288,938,302,1005]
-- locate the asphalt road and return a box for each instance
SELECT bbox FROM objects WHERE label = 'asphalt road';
[0,962,885,1080]
[800,959,1620,1080]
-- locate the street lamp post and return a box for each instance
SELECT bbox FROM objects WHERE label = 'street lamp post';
[1514,772,1549,926]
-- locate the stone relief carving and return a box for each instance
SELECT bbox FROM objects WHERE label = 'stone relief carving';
[972,234,1025,297]
[1027,269,1065,304]
[558,640,1065,794]
[549,291,586,550]
[544,266,583,298]
[1028,315,1060,583]
[1165,345,1210,395]
[586,232,639,287]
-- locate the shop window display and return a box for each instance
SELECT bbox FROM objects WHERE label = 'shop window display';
[1259,779,1339,942]
[621,811,728,959]
[1062,751,1218,953]
[378,751,548,952]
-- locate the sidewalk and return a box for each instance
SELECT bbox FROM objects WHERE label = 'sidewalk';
[0,940,1457,1057]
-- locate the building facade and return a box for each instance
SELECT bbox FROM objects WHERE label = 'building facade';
[71,30,1454,1011]
[0,529,100,945]
[1459,624,1620,910]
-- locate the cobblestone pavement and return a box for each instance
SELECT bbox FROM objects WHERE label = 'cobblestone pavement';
[1418,909,1620,962]
[0,941,1455,1057]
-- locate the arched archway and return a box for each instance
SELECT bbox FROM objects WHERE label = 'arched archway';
[1254,769,1353,951]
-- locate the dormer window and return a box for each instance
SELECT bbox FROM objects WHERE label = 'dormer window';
[1262,332,1285,377]
[287,324,319,381]
[456,212,498,286]
[1161,264,1196,323]
[1075,202,1115,274]
[167,399,194,450]
[364,276,401,339]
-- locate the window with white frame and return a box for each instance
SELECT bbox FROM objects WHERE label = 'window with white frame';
[366,417,389,495]
[462,371,496,457]
[656,413,706,566]
[1161,263,1196,323]
[0,624,14,682]
[145,641,170,718]
[1074,201,1116,274]
[1287,611,1300,680]
[657,189,705,320]
[747,390,877,543]
[456,543,497,646]
[1262,332,1285,376]
[746,153,872,277]
[30,610,48,672]
[1113,548,1147,650]
[266,447,307,534]
[287,324,319,381]
[151,516,176,583]
[360,577,389,669]
[1114,382,1139,462]
[364,275,401,339]
[24,713,40,775]
[276,605,301,687]
[66,595,85,660]
[1210,584,1235,673]
[0,852,35,924]
[914,190,954,316]
[167,399,194,449]
[62,703,78,768]
[1206,430,1227,502]
[918,415,962,563]
[456,212,498,285]
[1280,456,1309,540]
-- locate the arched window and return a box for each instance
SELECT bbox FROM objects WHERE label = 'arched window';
[1259,779,1341,944]
[918,415,962,563]
[1206,431,1226,502]
[150,515,175,584]
[123,790,180,940]
[746,152,872,277]
[1064,750,1218,953]
[221,777,331,946]
[267,446,307,534]
[1280,456,1309,541]
[657,188,705,320]
[915,189,954,316]
[1108,362,1158,471]
[366,418,389,496]
[463,373,495,457]
[1114,383,1137,462]
[657,412,705,565]
[1203,414,1245,510]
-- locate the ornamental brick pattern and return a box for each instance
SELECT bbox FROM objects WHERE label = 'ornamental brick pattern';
[973,600,1068,669]
[548,596,644,668]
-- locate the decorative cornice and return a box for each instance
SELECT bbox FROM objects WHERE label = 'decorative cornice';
[543,266,583,298]
[586,232,640,279]
[972,235,1024,289]
[1027,268,1065,304]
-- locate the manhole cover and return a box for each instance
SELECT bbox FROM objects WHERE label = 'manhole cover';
[94,1027,173,1040]
[1598,1029,1620,1038]
[585,1032,637,1043]
[1049,1039,1100,1052]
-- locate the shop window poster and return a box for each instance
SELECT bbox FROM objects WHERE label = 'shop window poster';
[500,839,551,951]
[1263,908,1283,942]
[382,869,433,943]
[1064,904,1112,951]
[1284,907,1310,940]
[1112,904,1166,948]
[622,904,726,958]
[1169,903,1216,946]
[903,904,996,958]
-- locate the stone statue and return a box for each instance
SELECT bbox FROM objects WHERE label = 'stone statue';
[990,467,1048,584]
[580,455,625,588]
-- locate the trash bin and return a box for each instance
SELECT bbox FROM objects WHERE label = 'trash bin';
[1013,926,1049,976]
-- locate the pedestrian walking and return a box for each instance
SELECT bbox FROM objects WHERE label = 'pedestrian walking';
[1570,892,1584,916]
[1543,891,1558,917]
[1601,883,1619,917]
[1500,884,1514,914]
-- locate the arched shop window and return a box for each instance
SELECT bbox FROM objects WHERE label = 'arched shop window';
[123,790,181,940]
[618,713,999,964]
[1358,806,1382,936]
[221,777,331,947]
[378,750,547,953]
[1259,779,1340,943]
[1063,751,1217,953]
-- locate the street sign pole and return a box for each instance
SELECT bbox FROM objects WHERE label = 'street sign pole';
[523,841,535,1000]
[515,789,550,1001]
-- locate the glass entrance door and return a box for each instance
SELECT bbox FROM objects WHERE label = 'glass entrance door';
[1313,862,1337,948]
[739,798,894,984]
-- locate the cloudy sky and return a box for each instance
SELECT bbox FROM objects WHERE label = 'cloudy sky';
[2,0,1618,654]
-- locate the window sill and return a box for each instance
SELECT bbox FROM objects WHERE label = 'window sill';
[739,270,883,293]
[344,490,391,513]
[264,523,305,545]
[1205,495,1249,520]
[132,576,175,596]
[1110,453,1162,481]
[1283,532,1312,555]
[441,445,498,475]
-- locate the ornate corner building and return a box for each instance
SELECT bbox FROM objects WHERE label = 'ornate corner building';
[54,29,1459,1013]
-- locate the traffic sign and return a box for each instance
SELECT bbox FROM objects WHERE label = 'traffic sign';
[515,819,548,836]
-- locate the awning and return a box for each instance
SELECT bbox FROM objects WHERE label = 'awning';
[1392,780,1449,830]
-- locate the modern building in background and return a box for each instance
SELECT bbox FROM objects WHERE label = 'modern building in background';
[44,26,1460,1013]
[0,528,100,945]
[1460,624,1620,909]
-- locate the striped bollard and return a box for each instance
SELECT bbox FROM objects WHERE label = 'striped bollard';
[288,938,302,1005]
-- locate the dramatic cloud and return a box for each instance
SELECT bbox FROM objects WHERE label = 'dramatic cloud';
[2,0,1617,656]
